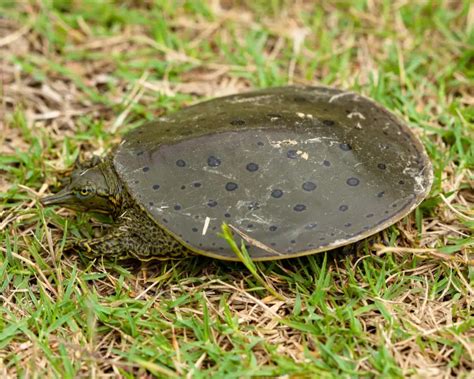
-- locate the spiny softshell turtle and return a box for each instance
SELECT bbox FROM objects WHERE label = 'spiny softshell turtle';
[41,85,433,261]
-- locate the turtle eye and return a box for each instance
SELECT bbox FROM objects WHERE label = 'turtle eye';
[77,186,94,198]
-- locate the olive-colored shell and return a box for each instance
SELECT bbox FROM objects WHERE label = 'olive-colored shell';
[113,86,432,260]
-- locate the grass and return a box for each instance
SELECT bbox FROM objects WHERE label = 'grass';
[1,0,473,377]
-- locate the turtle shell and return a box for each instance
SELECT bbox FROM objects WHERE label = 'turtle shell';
[113,86,432,261]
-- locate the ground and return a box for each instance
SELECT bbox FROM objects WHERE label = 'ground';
[0,1,473,378]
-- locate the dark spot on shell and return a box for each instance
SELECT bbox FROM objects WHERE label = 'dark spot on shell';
[344,223,352,227]
[208,156,221,167]
[149,201,154,206]
[271,189,283,198]
[163,218,168,223]
[302,181,317,192]
[181,185,186,190]
[143,166,150,172]
[257,141,264,146]
[377,191,385,198]
[399,180,405,185]
[339,205,348,212]
[293,95,307,102]
[193,182,201,188]
[247,224,254,228]
[291,239,296,244]
[287,150,298,159]
[192,227,198,232]
[137,151,144,156]
[392,203,398,208]
[347,177,360,187]
[366,213,374,218]
[230,119,245,126]
[225,182,238,191]
[319,237,325,241]
[323,160,331,167]
[219,247,224,250]
[305,223,317,230]
[323,119,335,126]
[174,204,181,211]
[246,163,259,172]
[224,213,231,218]
[340,143,352,151]
[134,180,139,184]
[269,225,278,232]
[176,160,186,167]
[378,163,386,170]
[293,204,306,212]
[207,200,217,207]
[194,215,200,219]
[271,242,276,247]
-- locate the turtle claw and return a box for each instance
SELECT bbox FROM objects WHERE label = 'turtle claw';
[63,238,97,260]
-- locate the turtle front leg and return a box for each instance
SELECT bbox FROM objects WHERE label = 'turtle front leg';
[72,228,139,260]
[71,208,191,261]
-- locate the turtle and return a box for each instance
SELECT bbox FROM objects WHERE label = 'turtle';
[41,85,433,261]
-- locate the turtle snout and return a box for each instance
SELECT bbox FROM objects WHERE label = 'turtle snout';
[40,188,75,207]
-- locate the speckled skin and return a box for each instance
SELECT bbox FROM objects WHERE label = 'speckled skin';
[75,199,190,260]
[41,85,433,261]
[42,156,191,260]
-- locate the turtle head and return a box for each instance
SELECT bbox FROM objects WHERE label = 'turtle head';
[41,158,122,215]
